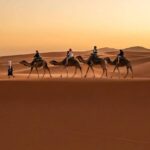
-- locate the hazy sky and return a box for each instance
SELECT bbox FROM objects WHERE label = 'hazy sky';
[0,0,150,55]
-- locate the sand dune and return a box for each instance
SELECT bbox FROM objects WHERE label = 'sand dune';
[0,80,150,150]
[0,47,149,79]
[0,47,150,150]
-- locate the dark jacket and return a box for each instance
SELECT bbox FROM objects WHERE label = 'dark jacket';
[34,52,40,58]
[118,51,124,57]
[8,66,13,76]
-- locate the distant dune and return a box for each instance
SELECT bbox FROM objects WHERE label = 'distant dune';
[0,46,150,79]
[124,46,150,52]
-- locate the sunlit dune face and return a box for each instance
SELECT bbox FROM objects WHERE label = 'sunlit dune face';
[0,0,150,56]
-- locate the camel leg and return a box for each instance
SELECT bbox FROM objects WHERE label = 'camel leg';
[100,69,105,78]
[80,67,83,78]
[85,66,90,78]
[117,67,121,79]
[100,63,107,78]
[124,67,129,79]
[101,68,108,78]
[42,69,46,79]
[47,67,52,78]
[42,67,52,79]
[72,67,77,78]
[101,62,108,78]
[90,66,95,78]
[111,66,117,78]
[76,67,82,78]
[111,66,121,78]
[67,68,69,78]
[28,67,34,78]
[130,66,134,78]
[105,69,108,78]
[35,67,39,78]
[77,66,83,78]
[65,67,69,78]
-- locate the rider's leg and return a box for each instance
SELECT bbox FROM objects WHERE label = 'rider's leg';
[65,57,68,66]
[118,56,121,64]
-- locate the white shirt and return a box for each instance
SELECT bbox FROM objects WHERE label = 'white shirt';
[68,52,74,58]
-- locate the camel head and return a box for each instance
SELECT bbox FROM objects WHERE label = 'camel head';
[20,60,31,67]
[50,60,59,65]
[104,57,112,64]
[76,56,84,63]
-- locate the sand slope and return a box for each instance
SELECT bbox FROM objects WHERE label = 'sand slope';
[0,80,150,150]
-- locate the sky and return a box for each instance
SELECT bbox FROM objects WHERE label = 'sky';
[0,0,150,56]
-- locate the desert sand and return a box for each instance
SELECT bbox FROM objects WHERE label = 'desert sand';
[0,47,150,150]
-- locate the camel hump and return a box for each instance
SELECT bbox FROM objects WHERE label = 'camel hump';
[68,57,78,64]
[120,57,130,64]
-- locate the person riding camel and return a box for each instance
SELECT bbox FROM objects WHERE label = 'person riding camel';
[66,49,74,65]
[34,50,42,61]
[32,50,42,65]
[117,50,125,64]
[92,46,98,57]
[89,46,99,65]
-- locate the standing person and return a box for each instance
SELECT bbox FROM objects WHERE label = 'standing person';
[65,49,74,65]
[8,60,15,78]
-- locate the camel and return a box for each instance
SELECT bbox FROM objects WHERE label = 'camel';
[20,60,52,78]
[76,55,108,78]
[104,57,133,78]
[50,58,82,78]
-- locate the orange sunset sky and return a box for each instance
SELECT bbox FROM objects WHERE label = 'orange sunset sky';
[0,0,150,56]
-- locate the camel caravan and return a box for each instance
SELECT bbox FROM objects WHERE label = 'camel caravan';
[18,46,133,79]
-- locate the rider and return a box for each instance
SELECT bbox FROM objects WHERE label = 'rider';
[89,46,98,64]
[117,49,125,64]
[92,46,98,57]
[34,50,42,61]
[66,48,74,65]
[32,50,42,65]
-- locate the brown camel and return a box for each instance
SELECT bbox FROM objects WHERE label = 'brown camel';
[20,60,52,78]
[104,57,133,78]
[50,58,82,78]
[76,56,108,78]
